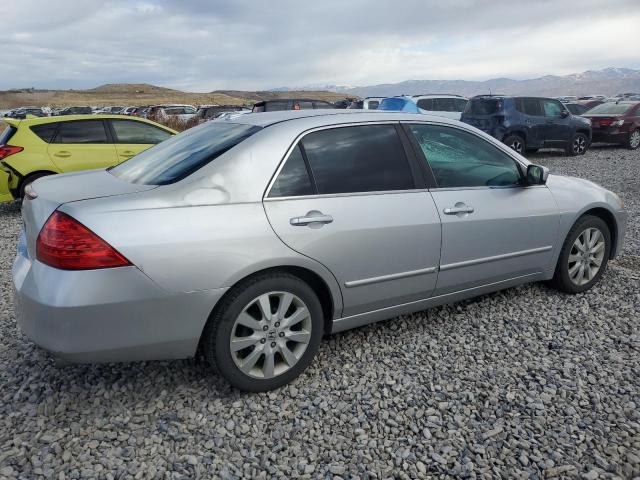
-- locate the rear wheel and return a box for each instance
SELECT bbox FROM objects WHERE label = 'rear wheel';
[627,129,640,150]
[565,133,588,156]
[503,134,525,154]
[202,273,324,392]
[18,172,54,199]
[550,215,610,294]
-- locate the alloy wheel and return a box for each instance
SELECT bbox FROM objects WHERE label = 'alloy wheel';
[572,135,587,154]
[510,139,523,153]
[229,291,312,379]
[567,227,605,286]
[630,130,640,149]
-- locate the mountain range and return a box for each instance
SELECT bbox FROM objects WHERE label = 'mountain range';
[274,68,640,98]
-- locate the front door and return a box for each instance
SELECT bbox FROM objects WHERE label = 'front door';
[405,122,559,294]
[541,98,572,145]
[263,124,442,317]
[47,119,118,172]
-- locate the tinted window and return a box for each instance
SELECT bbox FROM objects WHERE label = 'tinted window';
[417,99,435,110]
[54,120,108,144]
[542,99,564,117]
[269,145,314,197]
[301,125,414,194]
[30,123,59,143]
[110,122,261,185]
[112,120,172,144]
[566,104,586,115]
[587,103,634,115]
[464,98,503,115]
[408,124,521,188]
[516,98,543,116]
[0,126,17,145]
[366,100,379,109]
[265,101,291,112]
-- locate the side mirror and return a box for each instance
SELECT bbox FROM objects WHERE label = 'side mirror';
[526,164,549,185]
[560,110,570,118]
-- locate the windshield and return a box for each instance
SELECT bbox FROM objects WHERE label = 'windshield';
[110,122,261,185]
[586,103,634,115]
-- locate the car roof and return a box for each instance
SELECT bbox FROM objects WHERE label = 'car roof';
[218,109,464,128]
[412,94,467,98]
[1,114,177,132]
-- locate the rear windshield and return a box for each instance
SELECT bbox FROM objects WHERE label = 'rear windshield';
[110,122,261,185]
[0,125,17,145]
[465,98,503,115]
[586,103,634,115]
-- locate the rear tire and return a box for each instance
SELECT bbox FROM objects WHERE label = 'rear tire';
[201,272,324,392]
[565,133,589,156]
[627,129,640,150]
[18,172,54,199]
[503,134,525,154]
[550,215,611,294]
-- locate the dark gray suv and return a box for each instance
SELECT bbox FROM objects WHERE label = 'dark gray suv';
[461,96,592,156]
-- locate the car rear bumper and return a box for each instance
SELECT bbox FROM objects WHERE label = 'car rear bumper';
[12,232,227,363]
[591,130,628,144]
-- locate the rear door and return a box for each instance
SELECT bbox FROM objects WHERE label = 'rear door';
[108,119,173,161]
[514,98,544,147]
[47,119,118,172]
[263,123,442,317]
[405,123,559,294]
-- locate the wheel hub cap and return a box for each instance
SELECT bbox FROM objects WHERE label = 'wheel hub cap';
[230,291,312,379]
[568,227,605,286]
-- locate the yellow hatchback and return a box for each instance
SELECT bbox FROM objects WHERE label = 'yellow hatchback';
[0,115,176,202]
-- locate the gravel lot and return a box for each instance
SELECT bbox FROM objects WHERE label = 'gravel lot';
[0,146,638,479]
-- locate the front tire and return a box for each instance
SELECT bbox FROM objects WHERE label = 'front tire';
[550,215,611,294]
[565,133,589,156]
[627,129,640,150]
[202,273,324,392]
[503,134,525,155]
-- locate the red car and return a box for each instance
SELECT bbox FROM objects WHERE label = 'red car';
[583,101,640,149]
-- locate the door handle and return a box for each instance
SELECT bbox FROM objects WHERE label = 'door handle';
[53,151,71,158]
[443,205,474,215]
[120,150,136,157]
[290,212,333,226]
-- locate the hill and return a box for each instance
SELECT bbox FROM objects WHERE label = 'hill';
[0,84,349,109]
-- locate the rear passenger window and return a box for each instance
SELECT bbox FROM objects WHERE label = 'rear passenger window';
[516,98,543,116]
[408,124,521,188]
[301,125,414,194]
[269,146,314,197]
[417,99,435,110]
[111,120,172,144]
[367,101,379,109]
[30,123,59,143]
[54,120,108,144]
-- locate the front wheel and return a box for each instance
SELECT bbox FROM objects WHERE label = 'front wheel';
[202,273,324,392]
[550,215,611,294]
[565,133,589,156]
[627,129,640,150]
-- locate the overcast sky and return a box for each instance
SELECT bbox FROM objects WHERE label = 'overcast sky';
[1,0,638,91]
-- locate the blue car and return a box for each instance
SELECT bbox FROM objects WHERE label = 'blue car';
[378,97,422,113]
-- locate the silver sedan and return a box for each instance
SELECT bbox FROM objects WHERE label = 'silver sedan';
[13,110,627,391]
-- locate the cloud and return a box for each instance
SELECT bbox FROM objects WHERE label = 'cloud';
[0,0,638,90]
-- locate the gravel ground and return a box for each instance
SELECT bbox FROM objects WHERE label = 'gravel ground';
[0,146,638,480]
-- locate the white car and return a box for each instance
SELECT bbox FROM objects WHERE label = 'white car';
[148,104,197,123]
[411,94,468,120]
[348,97,385,110]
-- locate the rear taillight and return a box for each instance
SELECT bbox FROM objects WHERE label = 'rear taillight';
[36,211,131,270]
[0,145,23,160]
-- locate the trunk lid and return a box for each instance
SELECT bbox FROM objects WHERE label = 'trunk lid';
[21,169,156,260]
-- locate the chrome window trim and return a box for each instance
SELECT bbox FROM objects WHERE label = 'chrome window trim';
[264,120,413,200]
[264,188,429,202]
